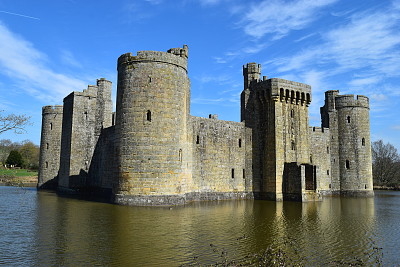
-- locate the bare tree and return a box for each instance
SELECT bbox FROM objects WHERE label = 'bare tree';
[0,111,31,135]
[372,140,400,186]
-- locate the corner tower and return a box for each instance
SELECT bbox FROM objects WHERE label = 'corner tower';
[335,95,373,196]
[114,45,191,205]
[38,105,63,189]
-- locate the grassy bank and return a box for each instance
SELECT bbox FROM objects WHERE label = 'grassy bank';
[0,168,38,187]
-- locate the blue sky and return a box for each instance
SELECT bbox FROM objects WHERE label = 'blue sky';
[0,0,400,148]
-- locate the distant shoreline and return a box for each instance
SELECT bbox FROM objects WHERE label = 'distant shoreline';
[0,176,37,187]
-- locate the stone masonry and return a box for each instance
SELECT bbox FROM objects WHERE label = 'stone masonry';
[37,45,374,205]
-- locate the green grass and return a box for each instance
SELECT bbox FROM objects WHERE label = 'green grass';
[0,168,38,177]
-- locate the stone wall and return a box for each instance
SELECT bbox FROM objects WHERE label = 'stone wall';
[38,105,63,188]
[309,127,332,193]
[190,116,248,194]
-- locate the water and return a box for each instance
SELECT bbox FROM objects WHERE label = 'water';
[0,186,399,266]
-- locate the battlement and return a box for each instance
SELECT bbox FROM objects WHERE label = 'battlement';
[97,78,111,85]
[309,126,329,134]
[243,63,261,75]
[42,105,63,114]
[118,45,188,72]
[335,94,369,109]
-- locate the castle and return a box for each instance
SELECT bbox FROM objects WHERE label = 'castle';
[38,45,374,205]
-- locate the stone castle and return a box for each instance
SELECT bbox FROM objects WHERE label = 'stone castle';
[38,45,374,205]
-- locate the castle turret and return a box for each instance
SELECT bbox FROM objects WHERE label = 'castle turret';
[114,45,191,205]
[335,95,373,196]
[38,105,63,189]
[241,63,261,122]
[320,90,340,192]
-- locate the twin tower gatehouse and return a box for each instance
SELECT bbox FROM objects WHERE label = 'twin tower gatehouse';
[38,45,374,205]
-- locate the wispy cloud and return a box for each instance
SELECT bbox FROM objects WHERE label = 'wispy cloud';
[271,4,400,91]
[60,50,82,68]
[144,0,164,5]
[0,22,86,103]
[240,0,338,39]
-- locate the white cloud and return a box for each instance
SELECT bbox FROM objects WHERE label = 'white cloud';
[348,77,381,87]
[60,50,82,68]
[144,0,163,5]
[0,22,86,103]
[370,93,387,102]
[241,0,338,39]
[391,125,400,130]
[270,5,400,86]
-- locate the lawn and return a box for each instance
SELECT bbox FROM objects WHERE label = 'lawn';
[0,168,38,177]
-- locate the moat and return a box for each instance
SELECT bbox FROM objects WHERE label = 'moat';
[0,187,399,266]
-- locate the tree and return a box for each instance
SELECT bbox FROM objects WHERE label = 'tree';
[0,110,31,135]
[19,140,40,169]
[372,140,400,187]
[0,139,21,165]
[6,150,24,167]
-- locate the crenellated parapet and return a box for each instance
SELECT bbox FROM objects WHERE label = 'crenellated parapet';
[42,105,63,114]
[335,94,369,109]
[250,78,312,106]
[118,45,188,73]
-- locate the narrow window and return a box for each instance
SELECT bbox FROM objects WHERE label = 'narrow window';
[239,139,242,148]
[84,111,88,120]
[327,170,330,175]
[179,149,182,162]
[346,160,350,169]
[45,162,48,168]
[231,168,235,178]
[243,169,245,179]
[291,141,296,150]
[50,123,53,130]
[146,110,152,122]
[329,184,332,189]
[333,158,336,163]
[365,184,367,189]
[290,109,294,118]
[46,143,49,149]
[327,146,329,154]
[362,138,365,146]
[196,135,200,144]
[310,156,313,163]
[347,116,351,123]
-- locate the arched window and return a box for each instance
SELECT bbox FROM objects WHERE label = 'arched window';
[45,162,48,168]
[362,138,365,146]
[347,116,351,123]
[346,160,350,169]
[50,123,53,130]
[146,110,152,122]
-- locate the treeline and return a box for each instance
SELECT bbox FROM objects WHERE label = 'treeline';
[0,139,39,170]
[372,140,400,189]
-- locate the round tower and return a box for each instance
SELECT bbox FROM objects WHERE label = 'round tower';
[114,45,191,205]
[335,95,373,196]
[38,105,63,189]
